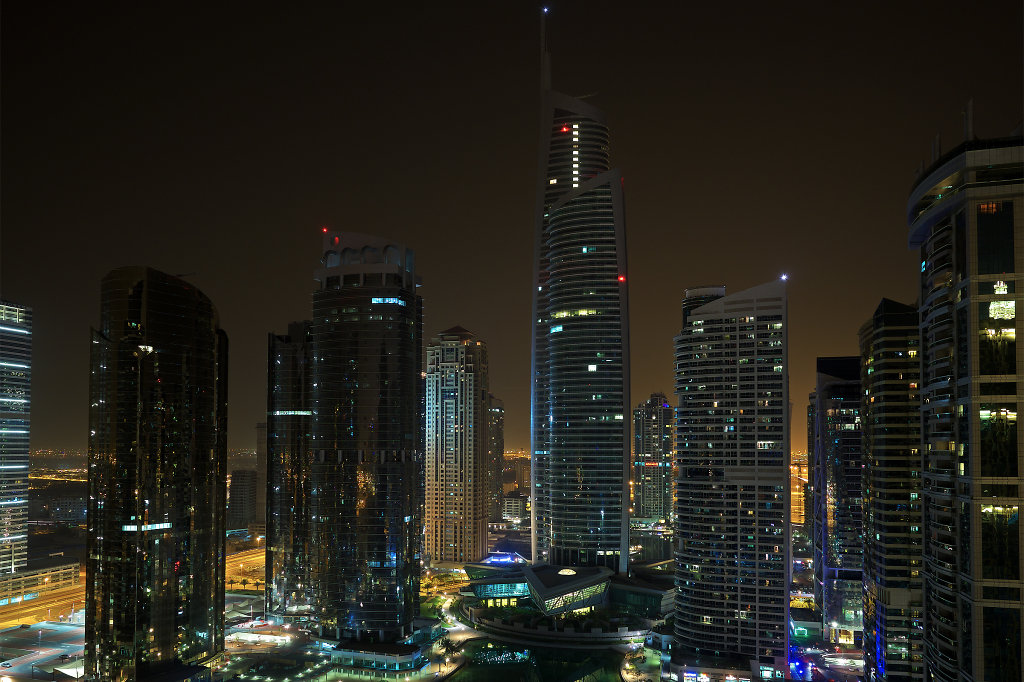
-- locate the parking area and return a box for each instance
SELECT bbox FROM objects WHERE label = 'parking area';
[0,621,84,678]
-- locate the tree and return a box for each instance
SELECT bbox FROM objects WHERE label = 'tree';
[438,636,460,659]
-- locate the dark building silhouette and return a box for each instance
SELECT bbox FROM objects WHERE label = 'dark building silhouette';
[809,357,863,646]
[908,134,1023,682]
[254,421,267,531]
[227,469,258,529]
[530,50,630,573]
[487,393,505,522]
[266,321,313,621]
[860,299,923,682]
[86,267,227,681]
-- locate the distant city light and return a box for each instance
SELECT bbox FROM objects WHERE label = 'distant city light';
[780,273,788,281]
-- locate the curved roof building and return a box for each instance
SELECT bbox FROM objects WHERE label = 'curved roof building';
[530,53,630,574]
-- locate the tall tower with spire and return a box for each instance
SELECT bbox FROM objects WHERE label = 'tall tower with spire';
[530,12,630,573]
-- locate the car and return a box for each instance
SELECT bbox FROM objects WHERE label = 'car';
[1,662,11,668]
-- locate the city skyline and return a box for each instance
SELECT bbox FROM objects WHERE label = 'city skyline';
[3,2,1021,454]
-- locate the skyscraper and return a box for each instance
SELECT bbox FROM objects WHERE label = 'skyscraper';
[487,393,505,521]
[86,267,228,681]
[808,357,863,647]
[859,299,923,682]
[228,469,259,529]
[266,321,313,622]
[308,232,422,642]
[908,133,1023,681]
[672,280,789,681]
[254,421,268,531]
[530,48,630,573]
[632,392,673,521]
[425,326,489,566]
[0,301,30,576]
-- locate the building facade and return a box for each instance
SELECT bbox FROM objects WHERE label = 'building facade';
[308,232,422,642]
[254,421,267,532]
[908,134,1023,682]
[672,281,789,680]
[859,299,924,682]
[809,357,863,646]
[266,321,313,621]
[86,267,227,680]
[228,469,259,529]
[530,57,630,573]
[632,392,673,521]
[487,394,505,522]
[425,326,490,566]
[0,301,30,574]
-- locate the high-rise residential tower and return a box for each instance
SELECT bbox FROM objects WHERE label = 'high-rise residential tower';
[530,50,630,573]
[255,421,267,531]
[308,232,422,642]
[86,267,228,681]
[908,134,1023,682]
[425,327,490,566]
[809,357,863,646]
[0,301,30,575]
[266,321,313,621]
[672,281,789,681]
[228,469,259,529]
[632,392,673,521]
[859,299,923,682]
[486,394,504,522]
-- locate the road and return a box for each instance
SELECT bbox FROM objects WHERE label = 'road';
[0,549,267,630]
[226,547,266,590]
[0,585,83,630]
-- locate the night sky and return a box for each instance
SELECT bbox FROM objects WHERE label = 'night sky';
[2,2,1021,454]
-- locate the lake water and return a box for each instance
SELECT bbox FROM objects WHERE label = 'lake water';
[448,639,623,682]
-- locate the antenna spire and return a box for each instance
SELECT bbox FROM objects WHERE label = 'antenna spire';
[540,6,551,91]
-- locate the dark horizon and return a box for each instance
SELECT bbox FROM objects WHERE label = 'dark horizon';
[2,1,1022,453]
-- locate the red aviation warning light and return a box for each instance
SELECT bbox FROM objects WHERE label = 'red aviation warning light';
[321,226,328,233]
[560,125,569,133]
[618,275,626,282]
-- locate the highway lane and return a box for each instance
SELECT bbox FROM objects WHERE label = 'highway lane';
[0,549,266,629]
[0,586,83,630]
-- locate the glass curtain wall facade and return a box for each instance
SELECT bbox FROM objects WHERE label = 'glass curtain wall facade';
[266,322,313,620]
[632,392,674,521]
[86,267,227,681]
[672,281,790,679]
[425,327,489,566]
[859,298,924,682]
[309,232,422,643]
[907,135,1023,682]
[531,59,630,573]
[809,357,863,646]
[0,301,30,575]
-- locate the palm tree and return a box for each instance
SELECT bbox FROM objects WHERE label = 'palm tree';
[439,636,460,659]
[240,578,250,591]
